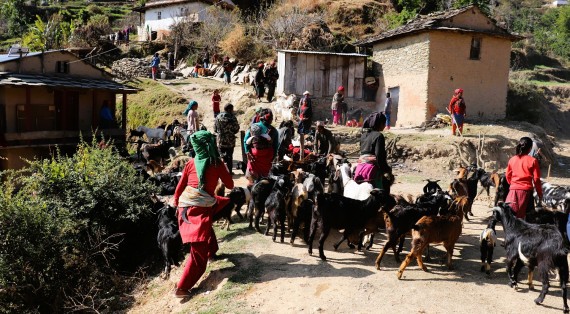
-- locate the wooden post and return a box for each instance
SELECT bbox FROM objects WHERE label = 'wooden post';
[547,164,551,181]
[122,93,127,131]
[240,130,246,168]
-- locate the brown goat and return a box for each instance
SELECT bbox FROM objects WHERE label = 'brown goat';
[449,196,471,221]
[146,160,165,175]
[396,202,464,279]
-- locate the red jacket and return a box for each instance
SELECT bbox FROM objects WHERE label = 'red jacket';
[448,96,466,115]
[173,159,234,243]
[506,154,543,198]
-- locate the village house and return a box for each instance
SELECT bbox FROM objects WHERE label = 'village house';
[551,0,568,7]
[0,48,137,171]
[355,5,521,127]
[133,0,235,41]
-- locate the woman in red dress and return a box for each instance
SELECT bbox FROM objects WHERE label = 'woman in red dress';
[172,130,234,297]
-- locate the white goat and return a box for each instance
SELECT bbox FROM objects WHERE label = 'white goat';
[275,93,296,122]
[136,126,166,143]
[339,162,374,201]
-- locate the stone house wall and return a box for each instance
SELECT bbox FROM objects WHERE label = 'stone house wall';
[371,32,430,127]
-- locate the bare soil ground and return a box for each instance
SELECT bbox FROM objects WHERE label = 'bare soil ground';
[127,78,570,314]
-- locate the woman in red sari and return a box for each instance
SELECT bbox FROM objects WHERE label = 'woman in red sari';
[172,130,234,297]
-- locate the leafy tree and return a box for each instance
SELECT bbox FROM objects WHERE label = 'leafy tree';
[22,14,63,52]
[0,0,33,37]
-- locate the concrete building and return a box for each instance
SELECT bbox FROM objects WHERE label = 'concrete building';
[133,0,235,41]
[0,49,137,170]
[355,5,521,127]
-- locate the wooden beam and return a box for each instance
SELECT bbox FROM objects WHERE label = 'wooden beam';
[122,93,127,131]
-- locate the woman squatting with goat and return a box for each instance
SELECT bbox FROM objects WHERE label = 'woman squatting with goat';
[172,130,234,298]
[505,137,543,219]
[353,112,393,191]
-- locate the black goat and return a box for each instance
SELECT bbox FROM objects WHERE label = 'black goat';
[480,218,497,274]
[492,203,569,313]
[475,169,501,201]
[149,172,181,196]
[308,189,389,261]
[375,190,451,269]
[156,203,182,279]
[308,157,328,185]
[423,179,442,195]
[265,178,292,242]
[211,187,250,230]
[531,207,569,243]
[141,141,172,165]
[229,186,251,220]
[248,175,292,232]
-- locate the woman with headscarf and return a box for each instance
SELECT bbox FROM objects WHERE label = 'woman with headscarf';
[243,108,279,185]
[353,112,392,190]
[172,130,234,298]
[505,137,543,219]
[331,86,345,125]
[183,101,200,134]
[448,88,466,136]
[298,91,313,159]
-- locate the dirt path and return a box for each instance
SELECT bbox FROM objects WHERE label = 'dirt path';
[129,171,569,314]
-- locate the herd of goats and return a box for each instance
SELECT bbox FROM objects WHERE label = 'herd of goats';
[129,124,570,313]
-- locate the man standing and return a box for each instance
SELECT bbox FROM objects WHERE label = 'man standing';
[214,104,240,173]
[447,88,466,136]
[222,57,233,85]
[100,101,114,129]
[265,61,279,102]
[384,92,392,130]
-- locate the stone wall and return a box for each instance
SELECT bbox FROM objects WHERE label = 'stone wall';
[371,32,430,127]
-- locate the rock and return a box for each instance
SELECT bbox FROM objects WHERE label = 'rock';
[111,57,177,80]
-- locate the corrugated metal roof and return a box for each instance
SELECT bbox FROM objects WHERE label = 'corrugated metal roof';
[277,50,368,57]
[0,52,43,64]
[0,73,138,93]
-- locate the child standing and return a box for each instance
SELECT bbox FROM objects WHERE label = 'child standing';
[212,90,221,118]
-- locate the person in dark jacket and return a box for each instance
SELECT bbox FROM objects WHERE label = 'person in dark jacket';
[254,63,265,101]
[353,112,391,189]
[214,103,240,173]
[297,91,313,159]
[314,121,338,156]
[277,120,294,160]
[264,61,279,102]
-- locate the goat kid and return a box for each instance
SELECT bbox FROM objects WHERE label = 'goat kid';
[265,177,292,242]
[375,190,451,269]
[480,218,498,274]
[156,203,182,279]
[492,203,569,313]
[396,198,464,279]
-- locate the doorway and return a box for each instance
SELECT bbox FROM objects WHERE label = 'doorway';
[388,86,399,127]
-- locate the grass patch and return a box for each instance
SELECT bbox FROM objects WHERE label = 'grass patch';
[122,79,188,129]
[528,80,570,87]
[176,221,262,314]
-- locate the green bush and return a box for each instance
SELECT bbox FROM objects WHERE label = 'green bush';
[0,139,158,313]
